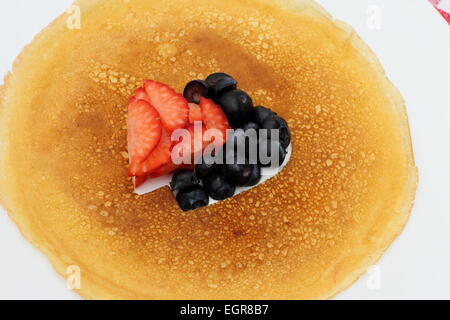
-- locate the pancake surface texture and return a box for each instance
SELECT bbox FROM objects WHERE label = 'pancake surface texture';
[0,0,417,299]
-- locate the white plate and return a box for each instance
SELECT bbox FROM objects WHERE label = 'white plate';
[0,0,449,300]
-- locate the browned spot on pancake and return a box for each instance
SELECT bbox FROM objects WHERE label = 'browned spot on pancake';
[233,230,246,237]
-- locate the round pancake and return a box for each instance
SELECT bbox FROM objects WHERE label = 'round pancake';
[0,0,417,299]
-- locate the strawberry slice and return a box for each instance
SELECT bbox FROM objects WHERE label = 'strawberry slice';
[134,175,148,188]
[171,123,214,166]
[144,80,189,132]
[129,127,172,177]
[188,103,203,124]
[150,162,195,178]
[174,124,209,155]
[127,100,162,166]
[199,97,231,144]
[128,87,150,104]
[150,162,180,178]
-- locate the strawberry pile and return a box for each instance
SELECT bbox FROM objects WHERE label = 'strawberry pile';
[127,80,231,187]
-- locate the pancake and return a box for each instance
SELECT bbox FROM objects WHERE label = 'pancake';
[0,0,417,299]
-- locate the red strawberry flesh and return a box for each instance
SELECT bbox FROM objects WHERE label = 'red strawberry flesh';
[188,103,203,124]
[127,99,162,166]
[134,175,148,188]
[150,162,194,178]
[199,97,231,145]
[129,127,172,177]
[144,80,189,132]
[172,124,209,160]
[128,87,150,104]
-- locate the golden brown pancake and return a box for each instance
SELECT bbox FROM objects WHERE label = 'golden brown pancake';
[0,0,417,299]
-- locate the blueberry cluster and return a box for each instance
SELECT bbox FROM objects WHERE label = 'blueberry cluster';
[170,170,209,211]
[174,73,291,211]
[171,160,260,212]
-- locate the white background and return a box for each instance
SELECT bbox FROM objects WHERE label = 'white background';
[0,0,449,300]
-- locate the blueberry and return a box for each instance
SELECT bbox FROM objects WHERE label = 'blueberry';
[242,122,260,134]
[176,186,209,211]
[245,164,262,186]
[195,162,218,179]
[218,90,254,127]
[253,106,276,125]
[259,139,287,168]
[224,163,253,186]
[261,115,291,149]
[205,73,237,98]
[205,72,232,86]
[202,171,236,200]
[212,77,237,98]
[228,128,258,162]
[170,169,200,191]
[183,80,208,104]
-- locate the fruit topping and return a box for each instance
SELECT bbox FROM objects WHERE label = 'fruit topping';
[259,139,288,168]
[170,169,201,191]
[151,163,195,178]
[134,175,149,188]
[252,106,276,125]
[127,99,162,166]
[127,74,291,212]
[245,164,262,187]
[242,122,260,133]
[188,103,203,124]
[202,170,236,201]
[195,162,218,179]
[218,89,254,128]
[128,87,150,104]
[214,78,238,97]
[176,186,210,212]
[199,97,231,144]
[224,163,254,186]
[129,127,172,177]
[261,115,291,150]
[183,80,208,104]
[172,124,209,162]
[205,73,237,98]
[227,125,260,162]
[144,80,189,132]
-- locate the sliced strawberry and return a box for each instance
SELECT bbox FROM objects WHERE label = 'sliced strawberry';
[199,97,231,145]
[129,127,172,177]
[171,123,213,166]
[144,80,189,132]
[150,162,181,178]
[127,100,162,166]
[128,87,150,104]
[134,175,148,188]
[149,162,191,178]
[188,103,203,124]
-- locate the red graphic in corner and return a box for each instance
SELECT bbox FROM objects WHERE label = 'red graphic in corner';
[429,0,450,24]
